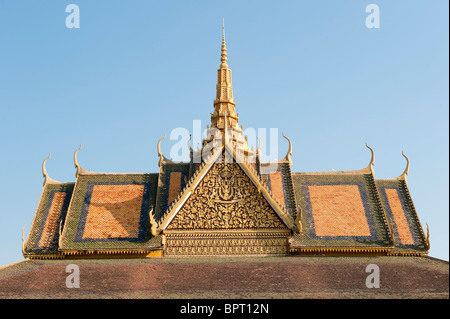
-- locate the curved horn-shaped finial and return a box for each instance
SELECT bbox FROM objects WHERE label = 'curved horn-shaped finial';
[149,207,160,237]
[399,151,410,182]
[256,136,262,158]
[365,142,375,173]
[22,225,26,256]
[282,133,293,166]
[42,154,51,179]
[42,154,53,185]
[41,153,64,185]
[425,223,430,250]
[188,134,193,153]
[157,134,166,167]
[74,144,83,178]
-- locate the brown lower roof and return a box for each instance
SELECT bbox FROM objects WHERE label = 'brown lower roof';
[0,256,447,299]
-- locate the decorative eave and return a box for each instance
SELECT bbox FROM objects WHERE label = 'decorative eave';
[23,154,73,257]
[290,246,393,254]
[293,143,375,176]
[156,137,297,233]
[24,249,163,259]
[61,249,163,256]
[374,153,429,252]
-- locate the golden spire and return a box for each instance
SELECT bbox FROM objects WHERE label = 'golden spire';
[221,19,228,68]
[206,21,249,154]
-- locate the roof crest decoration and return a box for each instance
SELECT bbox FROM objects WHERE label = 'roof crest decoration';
[397,151,410,183]
[157,134,166,167]
[74,144,87,178]
[282,133,293,166]
[42,153,63,185]
[365,142,375,174]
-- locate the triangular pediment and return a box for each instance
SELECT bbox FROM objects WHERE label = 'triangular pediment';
[167,160,286,230]
[158,144,295,231]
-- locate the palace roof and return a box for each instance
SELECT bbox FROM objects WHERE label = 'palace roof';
[22,26,429,259]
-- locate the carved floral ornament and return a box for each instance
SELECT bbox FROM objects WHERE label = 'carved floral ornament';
[166,162,286,230]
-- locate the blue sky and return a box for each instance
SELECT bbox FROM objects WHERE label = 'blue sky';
[0,0,448,265]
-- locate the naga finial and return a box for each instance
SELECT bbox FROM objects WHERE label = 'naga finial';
[256,136,262,159]
[42,153,52,186]
[42,153,64,185]
[157,134,166,167]
[188,134,193,153]
[21,226,26,255]
[282,133,292,166]
[149,207,160,237]
[365,142,375,174]
[399,151,410,183]
[74,144,83,178]
[425,223,430,250]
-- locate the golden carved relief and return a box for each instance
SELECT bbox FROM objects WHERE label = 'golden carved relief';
[166,162,286,230]
[165,232,290,256]
[165,241,288,256]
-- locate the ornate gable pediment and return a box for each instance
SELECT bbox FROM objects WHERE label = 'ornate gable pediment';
[166,159,287,230]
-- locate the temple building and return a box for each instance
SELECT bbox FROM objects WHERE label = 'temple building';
[22,27,430,259]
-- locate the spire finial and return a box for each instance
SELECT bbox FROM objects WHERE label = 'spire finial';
[221,20,228,68]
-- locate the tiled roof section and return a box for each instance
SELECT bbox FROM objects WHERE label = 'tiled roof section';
[291,173,393,249]
[24,183,74,255]
[154,162,190,221]
[261,162,298,219]
[376,179,428,254]
[60,173,161,251]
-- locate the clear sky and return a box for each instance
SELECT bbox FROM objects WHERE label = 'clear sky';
[0,0,448,265]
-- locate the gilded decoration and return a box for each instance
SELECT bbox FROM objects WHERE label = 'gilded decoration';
[166,162,286,230]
